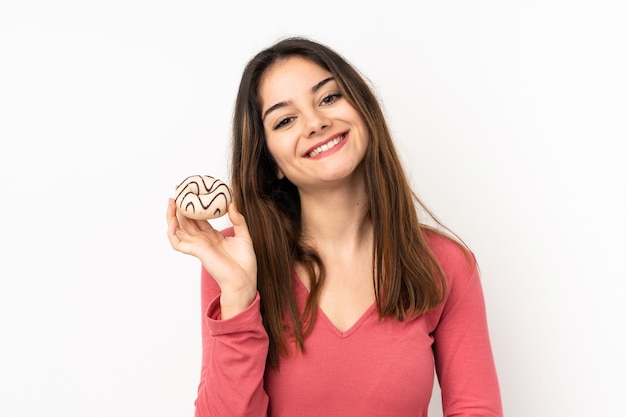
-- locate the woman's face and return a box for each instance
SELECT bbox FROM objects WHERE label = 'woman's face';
[259,56,369,192]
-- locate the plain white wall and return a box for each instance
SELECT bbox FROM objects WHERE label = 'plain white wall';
[1,1,624,416]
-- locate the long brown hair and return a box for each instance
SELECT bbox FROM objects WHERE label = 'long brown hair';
[231,37,449,368]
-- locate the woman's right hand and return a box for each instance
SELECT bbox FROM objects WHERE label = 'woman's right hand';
[166,198,258,318]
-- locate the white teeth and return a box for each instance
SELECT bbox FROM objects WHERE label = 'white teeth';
[308,135,344,157]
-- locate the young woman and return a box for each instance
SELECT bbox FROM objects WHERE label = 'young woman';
[166,37,503,417]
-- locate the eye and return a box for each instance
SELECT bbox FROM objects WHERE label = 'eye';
[273,116,295,130]
[320,92,342,106]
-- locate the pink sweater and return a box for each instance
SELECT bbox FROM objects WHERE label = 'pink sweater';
[194,231,503,417]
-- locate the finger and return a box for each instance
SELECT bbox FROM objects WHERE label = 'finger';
[167,226,182,249]
[166,199,181,236]
[166,219,183,250]
[167,216,200,254]
[166,198,177,222]
[185,216,216,235]
[167,199,189,249]
[228,203,252,240]
[176,209,223,246]
[176,208,203,235]
[195,217,215,233]
[166,199,198,248]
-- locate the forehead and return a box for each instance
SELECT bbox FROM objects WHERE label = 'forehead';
[259,56,333,104]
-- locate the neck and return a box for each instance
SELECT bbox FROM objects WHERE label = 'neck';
[298,177,371,253]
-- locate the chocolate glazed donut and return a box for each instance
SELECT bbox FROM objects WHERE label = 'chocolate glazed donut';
[175,175,232,220]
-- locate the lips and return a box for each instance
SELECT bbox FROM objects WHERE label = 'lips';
[305,134,346,158]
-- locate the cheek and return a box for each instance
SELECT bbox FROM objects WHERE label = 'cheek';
[265,143,291,178]
[266,132,296,162]
[265,139,281,163]
[264,131,278,156]
[266,144,291,180]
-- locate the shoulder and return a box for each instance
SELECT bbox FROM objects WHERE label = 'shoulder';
[423,228,476,278]
[423,228,479,306]
[422,229,483,324]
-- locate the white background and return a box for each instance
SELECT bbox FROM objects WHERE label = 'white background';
[1,1,625,416]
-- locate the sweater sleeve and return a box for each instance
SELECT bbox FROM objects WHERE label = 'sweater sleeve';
[194,265,270,417]
[431,247,503,417]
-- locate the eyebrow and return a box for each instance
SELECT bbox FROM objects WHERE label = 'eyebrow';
[262,76,336,121]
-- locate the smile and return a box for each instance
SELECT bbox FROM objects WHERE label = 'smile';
[306,134,346,158]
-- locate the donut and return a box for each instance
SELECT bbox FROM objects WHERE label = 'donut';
[174,175,232,220]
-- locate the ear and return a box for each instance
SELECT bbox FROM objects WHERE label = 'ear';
[277,168,285,179]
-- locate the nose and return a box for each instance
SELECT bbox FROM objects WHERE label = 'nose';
[303,108,330,137]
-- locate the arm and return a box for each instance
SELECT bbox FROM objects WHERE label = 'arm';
[432,254,503,417]
[195,267,269,417]
[166,200,269,416]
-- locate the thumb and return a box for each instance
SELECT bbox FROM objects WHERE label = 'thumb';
[228,203,252,239]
